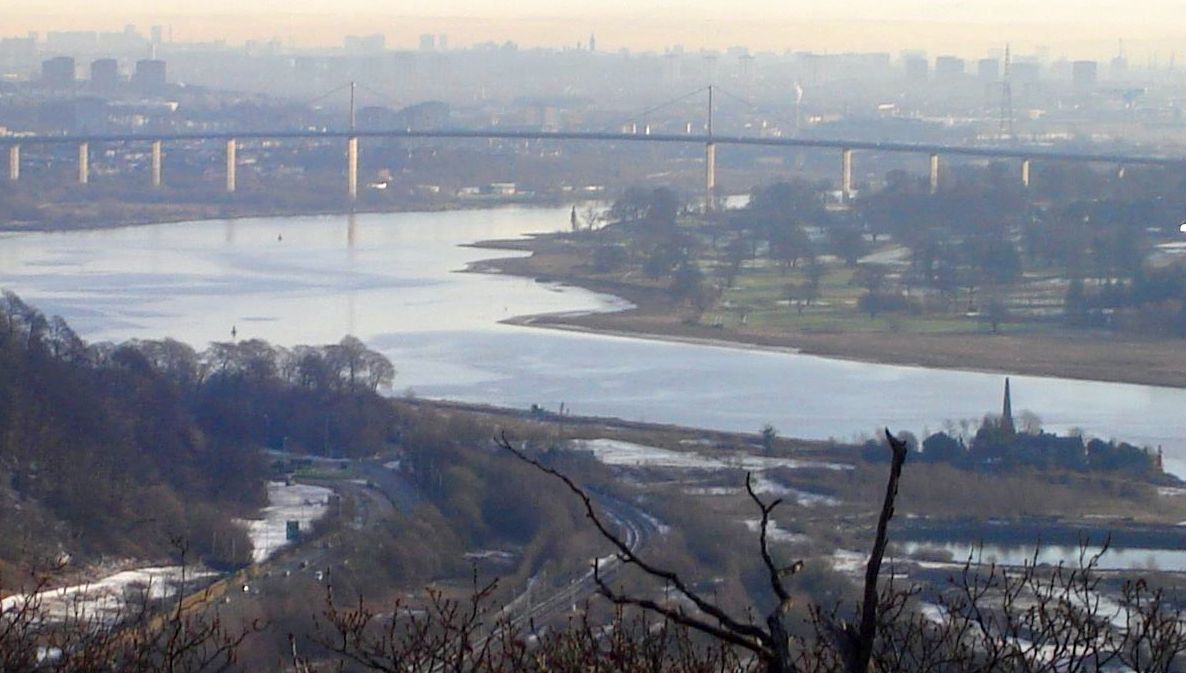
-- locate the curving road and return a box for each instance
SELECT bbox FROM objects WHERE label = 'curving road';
[499,493,660,631]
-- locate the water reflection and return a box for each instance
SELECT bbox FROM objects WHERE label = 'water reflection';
[902,542,1186,572]
[2,206,1186,477]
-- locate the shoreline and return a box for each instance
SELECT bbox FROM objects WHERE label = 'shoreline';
[8,202,1186,391]
[469,236,1186,391]
[0,198,569,235]
[507,315,1186,391]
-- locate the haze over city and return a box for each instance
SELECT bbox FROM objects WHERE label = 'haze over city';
[8,2,1186,672]
[7,0,1186,58]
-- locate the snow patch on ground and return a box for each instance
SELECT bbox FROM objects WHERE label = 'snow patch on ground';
[637,510,672,535]
[859,245,911,266]
[743,519,810,544]
[684,486,742,496]
[237,481,333,563]
[684,482,838,508]
[749,476,840,506]
[830,549,867,574]
[569,439,851,472]
[750,475,793,495]
[2,479,331,626]
[918,602,948,624]
[1,566,217,624]
[789,490,841,507]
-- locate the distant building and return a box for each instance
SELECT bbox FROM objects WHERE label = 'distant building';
[589,33,596,52]
[41,56,76,89]
[343,34,385,53]
[977,58,1000,81]
[37,97,108,133]
[1072,60,1098,92]
[903,56,929,82]
[396,101,449,130]
[663,53,682,83]
[419,34,436,51]
[90,58,120,93]
[1110,55,1128,80]
[438,34,448,50]
[357,101,449,131]
[132,59,166,94]
[97,25,144,53]
[1011,61,1041,83]
[934,56,966,82]
[46,31,98,53]
[0,36,37,70]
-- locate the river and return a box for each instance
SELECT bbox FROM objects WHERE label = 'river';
[4,206,1186,477]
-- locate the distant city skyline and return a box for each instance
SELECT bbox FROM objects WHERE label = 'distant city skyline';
[5,2,1186,61]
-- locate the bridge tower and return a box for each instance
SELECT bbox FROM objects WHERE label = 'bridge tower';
[151,140,163,188]
[347,138,359,201]
[1000,45,1014,140]
[929,153,940,194]
[705,85,716,212]
[1021,158,1031,188]
[841,148,853,201]
[225,139,237,193]
[347,81,359,201]
[7,145,17,181]
[77,143,89,184]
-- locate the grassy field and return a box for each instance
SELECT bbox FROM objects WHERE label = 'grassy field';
[477,229,1186,389]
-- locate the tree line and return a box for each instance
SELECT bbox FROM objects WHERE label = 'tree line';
[6,431,1186,673]
[0,291,397,570]
[873,416,1164,477]
[592,161,1186,333]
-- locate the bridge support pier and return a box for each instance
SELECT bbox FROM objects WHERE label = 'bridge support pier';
[929,153,940,194]
[1021,158,1031,188]
[77,143,89,185]
[841,148,853,201]
[7,145,18,181]
[225,139,237,193]
[347,136,358,201]
[151,140,162,188]
[705,141,716,212]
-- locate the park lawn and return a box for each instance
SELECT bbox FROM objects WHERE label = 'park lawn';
[708,258,1075,337]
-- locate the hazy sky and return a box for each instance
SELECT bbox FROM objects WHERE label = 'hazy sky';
[7,1,1186,59]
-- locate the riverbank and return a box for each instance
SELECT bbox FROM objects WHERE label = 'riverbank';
[471,234,1186,390]
[10,197,1186,390]
[0,196,567,234]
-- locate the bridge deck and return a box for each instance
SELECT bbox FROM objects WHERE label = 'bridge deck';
[1,129,1182,167]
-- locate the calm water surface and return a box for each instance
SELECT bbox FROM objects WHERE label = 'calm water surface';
[902,542,1186,572]
[4,207,1186,476]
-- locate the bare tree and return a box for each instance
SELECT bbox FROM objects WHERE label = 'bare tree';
[499,429,910,673]
[315,573,505,673]
[0,560,257,673]
[862,542,1186,673]
[307,429,1186,673]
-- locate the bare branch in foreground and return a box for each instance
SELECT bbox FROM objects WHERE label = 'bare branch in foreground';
[499,428,912,673]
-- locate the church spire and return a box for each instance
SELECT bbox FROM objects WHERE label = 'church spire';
[1002,377,1015,434]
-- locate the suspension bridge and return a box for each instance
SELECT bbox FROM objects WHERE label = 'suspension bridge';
[2,84,1182,207]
